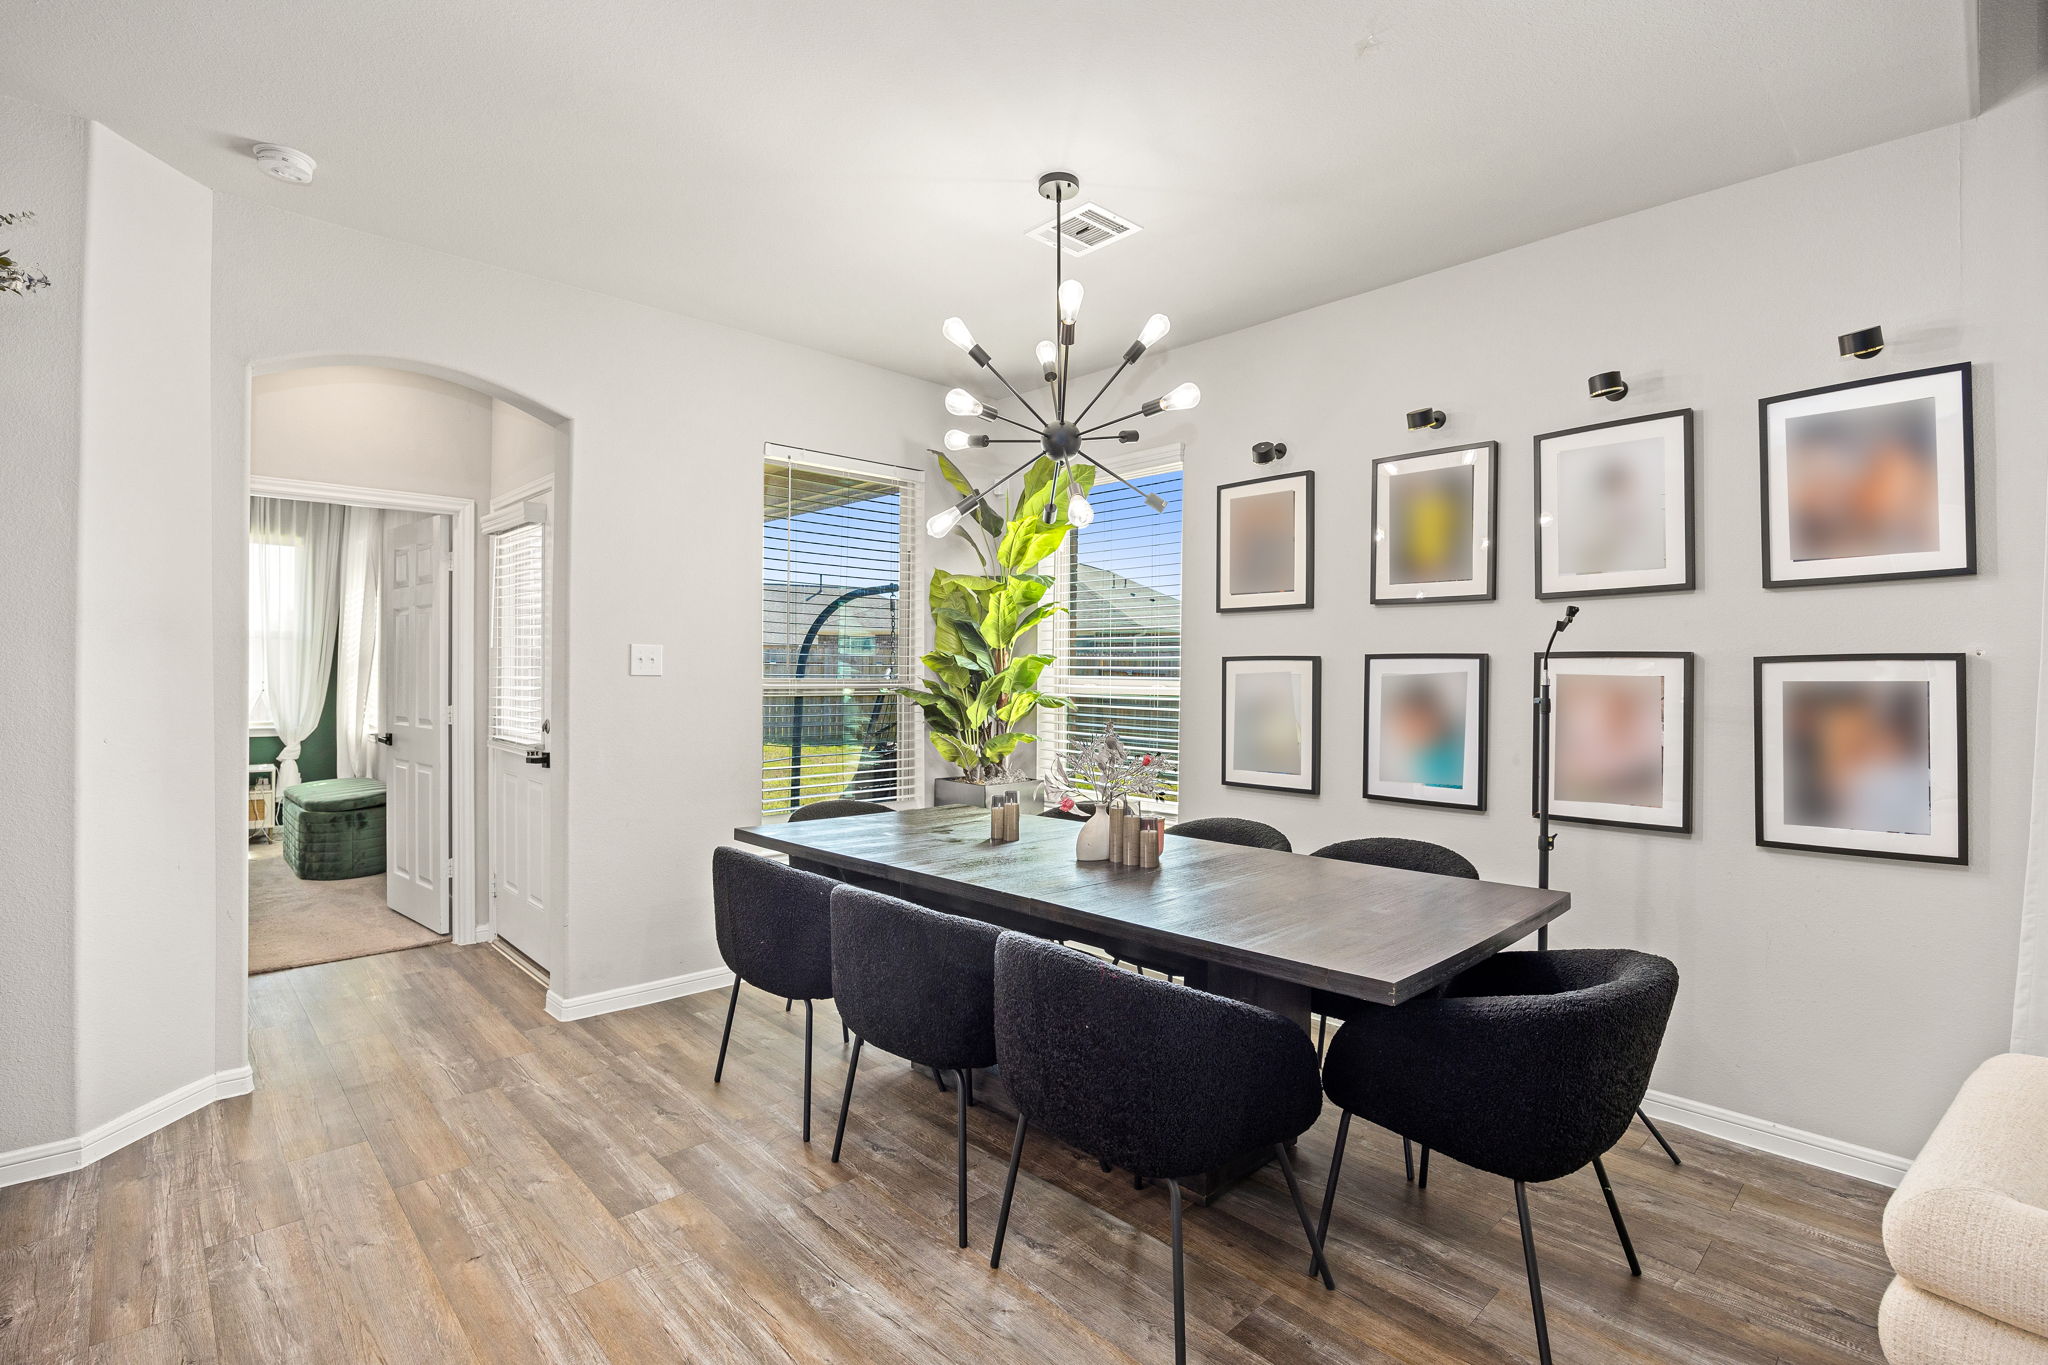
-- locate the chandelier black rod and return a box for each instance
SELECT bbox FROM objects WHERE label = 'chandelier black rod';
[1072,357,1132,428]
[983,361,1048,428]
[1053,181,1068,422]
[1078,409,1147,438]
[1074,449,1166,510]
[981,408,1043,437]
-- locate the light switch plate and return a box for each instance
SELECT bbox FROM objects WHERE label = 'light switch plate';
[630,643,663,676]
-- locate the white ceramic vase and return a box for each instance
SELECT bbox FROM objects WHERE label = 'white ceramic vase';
[1075,808,1111,861]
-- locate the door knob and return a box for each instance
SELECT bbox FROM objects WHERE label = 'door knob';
[374,732,394,746]
[524,748,551,769]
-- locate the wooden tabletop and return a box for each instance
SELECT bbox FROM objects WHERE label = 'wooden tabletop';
[732,806,1569,1006]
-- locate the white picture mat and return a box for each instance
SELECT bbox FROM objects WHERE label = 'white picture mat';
[1758,657,1962,858]
[1219,477,1310,608]
[1764,371,1969,582]
[1539,413,1689,593]
[1367,656,1482,806]
[1374,445,1492,600]
[1545,655,1687,827]
[1224,660,1317,791]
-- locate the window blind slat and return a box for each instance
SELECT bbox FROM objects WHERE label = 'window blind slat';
[1049,466,1183,802]
[763,453,917,817]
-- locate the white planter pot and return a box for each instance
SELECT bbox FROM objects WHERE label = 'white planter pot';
[933,777,1041,809]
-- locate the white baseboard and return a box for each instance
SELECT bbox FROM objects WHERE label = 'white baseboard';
[0,1066,256,1190]
[1641,1087,1913,1188]
[546,966,733,1022]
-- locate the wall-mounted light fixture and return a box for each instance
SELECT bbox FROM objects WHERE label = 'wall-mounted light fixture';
[1838,326,1885,360]
[1252,441,1287,465]
[1406,407,1446,431]
[1588,370,1629,401]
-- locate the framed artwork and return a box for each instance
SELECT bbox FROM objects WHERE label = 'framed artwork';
[1754,654,1967,864]
[1364,654,1487,810]
[1216,470,1314,611]
[1535,652,1694,832]
[1535,409,1695,599]
[1370,442,1497,604]
[1759,363,1975,588]
[1222,656,1321,794]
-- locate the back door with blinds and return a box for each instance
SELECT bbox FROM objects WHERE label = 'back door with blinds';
[762,445,919,819]
[487,499,554,967]
[1050,452,1184,800]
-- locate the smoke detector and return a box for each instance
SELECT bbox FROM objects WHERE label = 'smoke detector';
[251,144,316,185]
[1026,202,1141,256]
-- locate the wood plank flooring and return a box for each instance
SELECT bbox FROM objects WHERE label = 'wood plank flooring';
[0,942,1895,1363]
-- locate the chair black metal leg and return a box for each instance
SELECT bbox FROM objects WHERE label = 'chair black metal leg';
[713,979,740,1084]
[1275,1145,1334,1290]
[990,1114,1029,1270]
[830,1036,863,1163]
[1403,1136,1414,1183]
[1167,1177,1187,1365]
[954,1070,971,1249]
[1638,1108,1681,1165]
[1315,1013,1327,1063]
[1418,1146,1430,1190]
[1099,1157,1113,1173]
[840,1019,849,1046]
[785,997,793,1012]
[1590,1155,1641,1276]
[1309,1109,1351,1276]
[801,1000,814,1143]
[1514,1180,1553,1365]
[965,1069,975,1109]
[934,1069,949,1093]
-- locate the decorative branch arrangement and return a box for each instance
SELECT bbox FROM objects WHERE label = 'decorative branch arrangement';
[1044,723,1174,812]
[0,211,53,297]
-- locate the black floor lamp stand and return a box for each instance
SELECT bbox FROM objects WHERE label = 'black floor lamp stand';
[1534,605,1681,1168]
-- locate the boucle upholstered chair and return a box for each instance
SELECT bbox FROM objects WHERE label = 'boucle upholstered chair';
[709,847,837,1141]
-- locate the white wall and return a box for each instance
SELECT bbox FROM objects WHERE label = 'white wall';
[1103,91,2048,1161]
[72,124,215,1131]
[252,364,493,502]
[210,196,946,1049]
[0,96,88,1154]
[490,398,563,499]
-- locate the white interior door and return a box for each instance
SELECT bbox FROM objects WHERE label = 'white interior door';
[487,498,554,968]
[382,513,451,932]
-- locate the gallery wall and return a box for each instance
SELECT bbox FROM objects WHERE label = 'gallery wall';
[1112,88,2048,1162]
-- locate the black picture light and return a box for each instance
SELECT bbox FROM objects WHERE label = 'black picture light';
[1252,441,1287,465]
[1406,407,1446,431]
[1588,370,1629,401]
[1839,326,1885,359]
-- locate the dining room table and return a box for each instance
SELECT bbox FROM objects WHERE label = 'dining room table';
[733,804,1571,1200]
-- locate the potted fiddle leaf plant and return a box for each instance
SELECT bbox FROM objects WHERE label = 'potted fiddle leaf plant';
[901,453,1095,807]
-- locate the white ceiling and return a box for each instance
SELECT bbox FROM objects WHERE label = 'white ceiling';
[0,1,1978,385]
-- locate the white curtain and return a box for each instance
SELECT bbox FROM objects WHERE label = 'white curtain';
[333,508,383,780]
[250,497,344,791]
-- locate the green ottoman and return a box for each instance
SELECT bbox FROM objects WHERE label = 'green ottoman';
[280,778,387,880]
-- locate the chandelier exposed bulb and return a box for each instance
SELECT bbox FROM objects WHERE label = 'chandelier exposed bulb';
[1142,381,1201,416]
[1138,313,1172,348]
[1068,492,1095,528]
[944,388,988,418]
[944,429,989,451]
[1057,279,1084,325]
[941,318,975,352]
[927,505,965,537]
[1036,340,1058,382]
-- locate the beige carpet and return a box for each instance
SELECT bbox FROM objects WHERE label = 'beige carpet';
[248,838,445,974]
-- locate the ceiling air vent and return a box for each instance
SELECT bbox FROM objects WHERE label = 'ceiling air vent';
[1026,202,1142,256]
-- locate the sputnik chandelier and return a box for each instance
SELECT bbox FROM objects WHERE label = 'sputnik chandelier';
[928,170,1199,537]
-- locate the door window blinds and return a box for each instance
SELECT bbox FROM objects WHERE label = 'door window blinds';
[762,447,919,818]
[489,523,546,747]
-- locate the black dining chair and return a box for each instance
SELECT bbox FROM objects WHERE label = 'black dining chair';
[1168,815,1292,853]
[784,798,891,877]
[709,846,836,1141]
[827,885,1000,1248]
[988,933,1334,1364]
[1312,949,1679,1365]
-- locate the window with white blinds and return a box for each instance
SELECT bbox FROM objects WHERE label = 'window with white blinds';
[762,446,919,819]
[1048,454,1183,802]
[489,523,547,747]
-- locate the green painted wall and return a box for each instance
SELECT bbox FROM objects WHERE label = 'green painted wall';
[249,644,340,786]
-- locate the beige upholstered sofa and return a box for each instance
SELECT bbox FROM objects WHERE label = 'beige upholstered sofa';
[1880,1053,2048,1363]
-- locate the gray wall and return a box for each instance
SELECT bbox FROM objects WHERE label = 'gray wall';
[1117,92,2048,1160]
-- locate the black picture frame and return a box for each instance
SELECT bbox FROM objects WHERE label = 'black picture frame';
[1221,655,1322,795]
[1369,442,1499,605]
[1533,409,1697,601]
[1362,653,1488,811]
[1757,362,1976,589]
[1215,469,1315,612]
[1752,653,1969,865]
[1532,651,1695,833]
